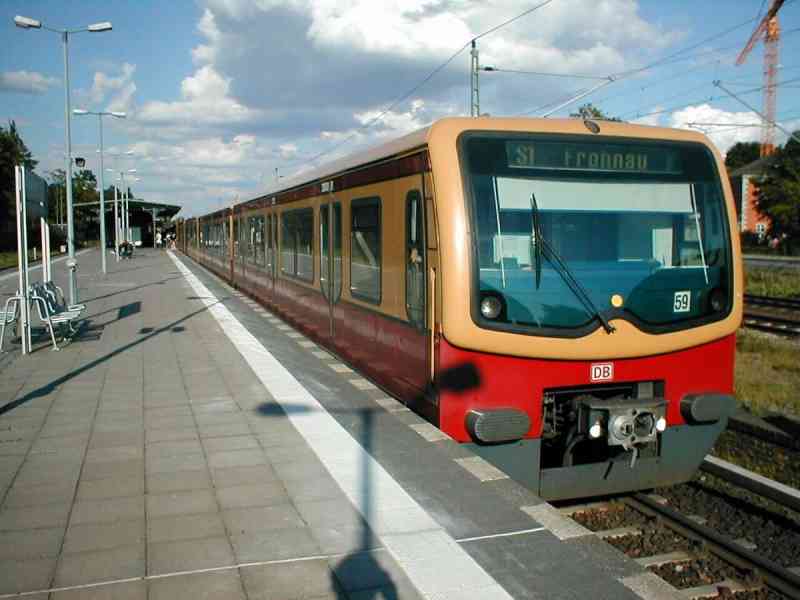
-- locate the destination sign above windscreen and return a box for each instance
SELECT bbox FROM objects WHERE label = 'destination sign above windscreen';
[506,141,682,175]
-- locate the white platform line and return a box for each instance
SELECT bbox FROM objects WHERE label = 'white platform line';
[456,527,546,543]
[168,252,514,600]
[0,551,369,599]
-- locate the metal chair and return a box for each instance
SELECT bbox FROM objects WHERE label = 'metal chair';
[0,295,21,352]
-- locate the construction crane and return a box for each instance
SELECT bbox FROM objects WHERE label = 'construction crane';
[736,0,785,156]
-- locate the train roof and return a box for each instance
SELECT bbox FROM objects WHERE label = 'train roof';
[196,117,716,219]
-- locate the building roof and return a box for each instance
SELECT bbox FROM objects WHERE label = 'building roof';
[729,155,778,177]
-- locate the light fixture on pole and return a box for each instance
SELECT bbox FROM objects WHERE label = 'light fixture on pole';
[73,109,125,275]
[14,15,113,304]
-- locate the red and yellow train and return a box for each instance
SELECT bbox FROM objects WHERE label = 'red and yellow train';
[177,117,742,500]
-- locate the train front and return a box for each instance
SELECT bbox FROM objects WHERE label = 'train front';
[429,118,743,500]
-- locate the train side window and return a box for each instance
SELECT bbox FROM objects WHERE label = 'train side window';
[405,190,425,328]
[350,197,381,304]
[281,208,314,282]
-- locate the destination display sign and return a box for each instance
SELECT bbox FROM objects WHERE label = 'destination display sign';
[506,141,682,175]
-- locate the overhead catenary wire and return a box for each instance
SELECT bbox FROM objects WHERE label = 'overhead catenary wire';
[482,67,610,80]
[282,0,557,171]
[624,75,800,122]
[523,15,776,118]
[281,5,796,176]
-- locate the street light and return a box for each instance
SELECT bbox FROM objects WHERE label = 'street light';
[112,168,137,246]
[14,15,113,304]
[73,109,125,275]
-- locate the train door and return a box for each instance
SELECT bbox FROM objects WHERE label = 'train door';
[320,200,342,340]
[266,212,277,291]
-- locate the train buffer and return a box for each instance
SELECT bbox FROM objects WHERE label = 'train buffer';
[0,248,672,599]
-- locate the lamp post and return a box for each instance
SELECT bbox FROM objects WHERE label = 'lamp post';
[105,150,133,260]
[14,15,112,304]
[74,109,125,275]
[119,169,136,244]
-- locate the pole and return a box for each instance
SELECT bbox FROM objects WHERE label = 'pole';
[16,167,30,355]
[62,30,77,304]
[40,217,47,282]
[45,221,52,281]
[470,40,480,117]
[113,184,119,261]
[123,175,128,242]
[98,114,107,274]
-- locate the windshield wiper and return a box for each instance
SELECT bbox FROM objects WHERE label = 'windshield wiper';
[530,191,543,289]
[529,193,616,335]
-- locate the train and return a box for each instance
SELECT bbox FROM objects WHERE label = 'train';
[177,117,743,500]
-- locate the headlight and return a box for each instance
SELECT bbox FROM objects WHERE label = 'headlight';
[709,288,726,312]
[480,295,503,320]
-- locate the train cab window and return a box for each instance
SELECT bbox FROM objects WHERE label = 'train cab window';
[280,208,314,282]
[464,135,732,335]
[405,190,425,328]
[350,197,381,304]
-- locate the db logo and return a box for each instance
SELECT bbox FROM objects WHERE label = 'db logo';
[590,363,614,382]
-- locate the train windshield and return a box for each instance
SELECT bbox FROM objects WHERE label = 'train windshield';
[463,134,732,335]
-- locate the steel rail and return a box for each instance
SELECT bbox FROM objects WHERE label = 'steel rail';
[727,414,800,452]
[626,493,800,599]
[742,312,800,336]
[744,294,800,310]
[701,455,800,513]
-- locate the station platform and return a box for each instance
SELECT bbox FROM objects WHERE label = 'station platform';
[0,249,676,599]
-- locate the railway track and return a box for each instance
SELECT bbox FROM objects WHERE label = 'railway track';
[628,492,800,599]
[742,312,800,336]
[562,458,800,599]
[742,295,800,336]
[744,294,800,311]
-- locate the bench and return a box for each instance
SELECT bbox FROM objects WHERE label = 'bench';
[30,281,85,351]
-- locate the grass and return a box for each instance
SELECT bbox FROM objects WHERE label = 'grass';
[0,252,17,270]
[735,329,800,415]
[745,266,800,298]
[0,244,83,271]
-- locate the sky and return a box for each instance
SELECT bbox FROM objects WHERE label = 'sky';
[1,0,799,217]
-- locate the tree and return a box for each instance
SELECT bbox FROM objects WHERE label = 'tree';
[755,133,800,254]
[569,103,622,122]
[724,141,761,172]
[0,121,38,248]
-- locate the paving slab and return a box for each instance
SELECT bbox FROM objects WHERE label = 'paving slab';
[0,249,658,599]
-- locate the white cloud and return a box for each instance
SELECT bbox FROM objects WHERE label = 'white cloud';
[55,1,685,215]
[632,108,663,127]
[0,70,59,94]
[90,63,136,103]
[670,104,762,153]
[137,65,259,130]
[278,143,298,159]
